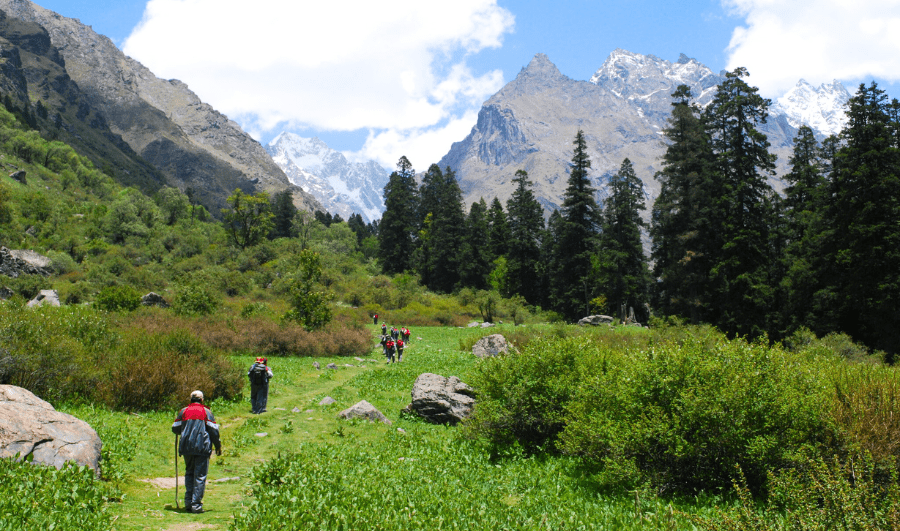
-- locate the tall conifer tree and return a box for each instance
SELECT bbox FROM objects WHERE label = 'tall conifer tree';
[415,164,467,293]
[703,68,777,339]
[651,85,716,323]
[378,156,418,275]
[818,82,900,353]
[505,170,545,305]
[598,158,650,321]
[550,130,601,319]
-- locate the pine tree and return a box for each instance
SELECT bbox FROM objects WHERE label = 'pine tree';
[549,130,601,319]
[415,164,467,293]
[486,197,510,260]
[459,198,492,290]
[378,156,418,275]
[505,170,545,304]
[817,82,900,353]
[598,158,650,322]
[269,190,297,239]
[703,68,777,339]
[650,85,717,323]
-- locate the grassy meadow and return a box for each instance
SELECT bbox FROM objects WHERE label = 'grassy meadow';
[5,322,739,531]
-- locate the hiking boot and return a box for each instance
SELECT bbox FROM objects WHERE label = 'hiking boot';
[191,506,204,514]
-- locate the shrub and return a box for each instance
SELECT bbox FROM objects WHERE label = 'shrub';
[0,458,111,531]
[558,334,832,495]
[172,282,219,316]
[99,329,243,411]
[94,284,141,312]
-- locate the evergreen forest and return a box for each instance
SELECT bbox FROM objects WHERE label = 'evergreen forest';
[380,69,900,356]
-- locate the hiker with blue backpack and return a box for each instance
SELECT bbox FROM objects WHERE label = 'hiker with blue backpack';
[248,357,273,414]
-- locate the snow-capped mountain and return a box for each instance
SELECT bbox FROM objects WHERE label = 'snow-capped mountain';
[267,134,389,223]
[772,79,851,138]
[438,49,851,220]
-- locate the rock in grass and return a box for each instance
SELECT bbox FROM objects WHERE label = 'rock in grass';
[338,400,391,425]
[472,334,508,358]
[402,373,475,425]
[319,397,336,406]
[313,361,321,370]
[326,363,338,370]
[0,385,102,475]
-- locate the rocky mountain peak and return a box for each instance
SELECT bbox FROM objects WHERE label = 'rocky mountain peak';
[772,79,850,137]
[590,49,722,105]
[267,133,388,223]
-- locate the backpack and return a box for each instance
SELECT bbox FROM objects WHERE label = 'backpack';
[249,363,268,385]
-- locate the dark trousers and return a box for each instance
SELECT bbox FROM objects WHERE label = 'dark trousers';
[183,453,209,511]
[250,382,269,414]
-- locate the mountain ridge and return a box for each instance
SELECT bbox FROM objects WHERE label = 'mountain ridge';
[0,0,322,215]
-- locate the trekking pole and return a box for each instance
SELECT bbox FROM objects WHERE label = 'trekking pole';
[174,434,179,510]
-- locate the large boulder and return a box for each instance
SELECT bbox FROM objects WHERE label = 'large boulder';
[338,400,391,425]
[0,385,102,475]
[27,289,60,307]
[472,334,508,358]
[578,315,614,326]
[141,292,170,308]
[402,373,475,425]
[0,247,51,278]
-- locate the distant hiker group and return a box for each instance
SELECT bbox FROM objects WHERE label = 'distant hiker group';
[379,323,411,363]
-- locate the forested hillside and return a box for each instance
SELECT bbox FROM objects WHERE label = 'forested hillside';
[380,71,900,355]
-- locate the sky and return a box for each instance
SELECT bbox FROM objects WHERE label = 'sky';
[34,0,900,171]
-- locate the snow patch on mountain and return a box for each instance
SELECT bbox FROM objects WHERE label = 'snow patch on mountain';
[771,79,851,137]
[267,133,389,223]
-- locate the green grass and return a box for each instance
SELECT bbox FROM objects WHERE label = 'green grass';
[11,324,716,530]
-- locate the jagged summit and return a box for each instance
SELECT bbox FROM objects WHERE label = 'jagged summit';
[772,79,850,137]
[590,49,722,105]
[267,133,388,223]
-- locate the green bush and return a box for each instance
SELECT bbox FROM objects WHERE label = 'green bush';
[0,458,111,531]
[94,284,141,312]
[558,334,832,495]
[172,282,219,316]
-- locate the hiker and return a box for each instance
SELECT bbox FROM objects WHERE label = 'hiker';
[396,338,404,362]
[171,390,221,514]
[381,323,387,336]
[247,357,273,414]
[385,337,395,363]
[390,326,400,341]
[402,326,411,343]
[380,335,388,357]
[373,313,378,325]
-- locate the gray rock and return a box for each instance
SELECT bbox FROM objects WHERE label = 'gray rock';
[319,397,336,406]
[467,321,479,328]
[9,170,26,184]
[312,361,320,370]
[578,315,614,326]
[27,290,60,308]
[338,400,391,425]
[0,385,102,475]
[0,287,13,300]
[0,247,51,278]
[472,334,508,358]
[326,363,338,370]
[480,322,495,328]
[140,292,170,308]
[402,373,475,425]
[291,407,300,413]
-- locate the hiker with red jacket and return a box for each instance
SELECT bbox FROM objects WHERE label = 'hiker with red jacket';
[385,337,396,363]
[396,338,404,362]
[247,357,273,414]
[172,390,221,514]
[402,326,411,343]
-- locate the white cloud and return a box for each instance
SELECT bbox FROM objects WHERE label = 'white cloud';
[723,0,900,95]
[123,0,513,165]
[353,111,482,171]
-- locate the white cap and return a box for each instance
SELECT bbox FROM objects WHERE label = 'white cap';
[190,390,204,401]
